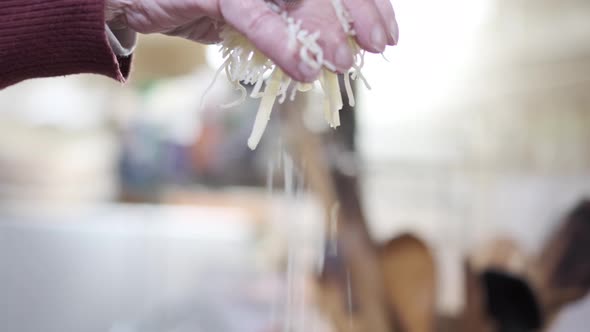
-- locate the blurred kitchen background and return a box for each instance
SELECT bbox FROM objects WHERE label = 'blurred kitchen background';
[0,0,589,331]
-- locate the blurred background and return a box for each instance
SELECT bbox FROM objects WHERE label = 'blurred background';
[0,0,589,331]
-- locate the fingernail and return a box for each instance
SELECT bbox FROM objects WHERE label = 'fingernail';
[371,25,387,52]
[334,44,353,71]
[390,19,399,45]
[298,62,320,82]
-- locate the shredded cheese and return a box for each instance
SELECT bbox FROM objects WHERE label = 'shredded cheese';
[202,0,371,150]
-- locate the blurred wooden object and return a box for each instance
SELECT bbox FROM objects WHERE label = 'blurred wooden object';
[379,234,437,332]
[461,261,494,332]
[531,200,590,328]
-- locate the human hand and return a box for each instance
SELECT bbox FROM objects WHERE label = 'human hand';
[105,0,398,82]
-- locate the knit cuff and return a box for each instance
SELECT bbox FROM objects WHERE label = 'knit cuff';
[0,0,132,89]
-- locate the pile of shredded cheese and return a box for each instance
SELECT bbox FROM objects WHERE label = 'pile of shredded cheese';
[203,0,370,150]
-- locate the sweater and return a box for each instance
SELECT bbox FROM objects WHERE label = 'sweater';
[0,0,132,90]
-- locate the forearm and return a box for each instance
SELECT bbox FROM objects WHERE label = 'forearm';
[0,0,132,89]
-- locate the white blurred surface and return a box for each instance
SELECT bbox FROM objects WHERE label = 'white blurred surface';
[0,204,262,332]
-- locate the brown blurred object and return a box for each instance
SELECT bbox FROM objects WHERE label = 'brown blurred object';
[379,234,437,332]
[460,261,495,332]
[531,200,590,327]
[131,34,207,83]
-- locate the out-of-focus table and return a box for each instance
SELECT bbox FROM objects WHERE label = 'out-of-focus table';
[0,203,278,332]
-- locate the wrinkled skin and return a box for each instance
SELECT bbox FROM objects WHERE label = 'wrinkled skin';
[106,0,398,82]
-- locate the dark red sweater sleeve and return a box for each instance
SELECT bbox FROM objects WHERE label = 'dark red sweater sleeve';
[0,0,132,89]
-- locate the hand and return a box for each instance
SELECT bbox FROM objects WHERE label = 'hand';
[105,0,398,82]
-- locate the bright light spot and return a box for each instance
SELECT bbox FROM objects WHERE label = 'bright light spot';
[358,0,493,160]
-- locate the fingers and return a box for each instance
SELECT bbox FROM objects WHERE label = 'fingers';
[288,1,354,73]
[373,0,399,45]
[220,0,320,82]
[217,0,397,81]
[341,0,390,53]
